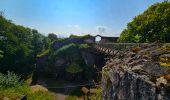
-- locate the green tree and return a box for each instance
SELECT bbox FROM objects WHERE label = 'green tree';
[48,33,57,42]
[31,29,44,58]
[0,50,3,60]
[118,1,170,43]
[43,37,50,49]
[0,14,49,77]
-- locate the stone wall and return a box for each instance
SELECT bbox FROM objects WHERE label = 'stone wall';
[101,43,170,100]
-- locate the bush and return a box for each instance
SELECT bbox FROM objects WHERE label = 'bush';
[118,1,170,43]
[65,63,83,74]
[0,50,3,59]
[37,49,50,58]
[79,44,90,49]
[0,71,22,88]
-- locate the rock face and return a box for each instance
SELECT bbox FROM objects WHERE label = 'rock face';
[101,43,170,100]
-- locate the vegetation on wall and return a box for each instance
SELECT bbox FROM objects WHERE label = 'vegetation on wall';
[118,1,170,43]
[40,43,88,73]
[65,63,83,74]
[69,34,93,39]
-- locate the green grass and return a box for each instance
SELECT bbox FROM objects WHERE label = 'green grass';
[0,85,56,100]
[65,96,78,100]
[0,84,56,100]
[0,72,56,100]
[27,91,55,100]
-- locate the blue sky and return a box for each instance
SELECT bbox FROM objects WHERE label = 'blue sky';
[0,0,163,37]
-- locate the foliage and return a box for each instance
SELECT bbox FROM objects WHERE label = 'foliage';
[48,33,58,42]
[0,72,55,100]
[0,50,3,59]
[69,34,93,38]
[0,71,22,88]
[27,91,55,100]
[89,87,102,100]
[52,43,85,64]
[39,43,94,80]
[0,85,55,100]
[51,43,86,73]
[131,34,141,43]
[118,1,170,43]
[57,37,68,42]
[53,43,77,56]
[0,14,51,77]
[79,44,90,49]
[0,85,31,99]
[65,63,83,73]
[37,49,50,58]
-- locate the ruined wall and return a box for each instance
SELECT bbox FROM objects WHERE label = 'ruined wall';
[101,43,170,100]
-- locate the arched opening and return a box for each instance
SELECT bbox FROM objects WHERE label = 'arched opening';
[95,36,101,42]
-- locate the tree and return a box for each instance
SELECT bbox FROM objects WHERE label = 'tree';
[0,15,48,77]
[118,1,170,43]
[31,29,44,58]
[43,37,50,49]
[48,33,57,42]
[0,50,3,60]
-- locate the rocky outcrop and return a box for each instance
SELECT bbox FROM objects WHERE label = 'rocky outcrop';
[81,50,95,67]
[102,44,170,100]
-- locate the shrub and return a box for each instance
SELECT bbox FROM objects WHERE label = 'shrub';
[37,49,50,58]
[0,50,3,59]
[0,71,22,88]
[79,44,90,49]
[65,63,83,74]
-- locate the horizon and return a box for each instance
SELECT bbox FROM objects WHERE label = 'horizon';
[0,0,163,37]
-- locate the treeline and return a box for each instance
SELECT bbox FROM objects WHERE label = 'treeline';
[118,1,170,43]
[0,14,56,78]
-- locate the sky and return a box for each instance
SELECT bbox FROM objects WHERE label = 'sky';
[0,0,163,37]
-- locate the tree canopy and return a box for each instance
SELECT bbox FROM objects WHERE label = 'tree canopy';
[118,1,170,43]
[0,15,50,77]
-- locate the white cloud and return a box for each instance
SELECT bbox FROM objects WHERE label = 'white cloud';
[50,25,121,38]
[96,26,110,34]
[92,25,120,37]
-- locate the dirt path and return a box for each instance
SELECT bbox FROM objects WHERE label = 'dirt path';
[56,93,68,100]
[49,85,76,100]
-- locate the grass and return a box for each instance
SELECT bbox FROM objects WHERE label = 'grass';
[27,91,55,100]
[0,72,56,100]
[0,84,56,100]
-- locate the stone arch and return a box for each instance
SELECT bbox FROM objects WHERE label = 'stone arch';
[95,35,102,42]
